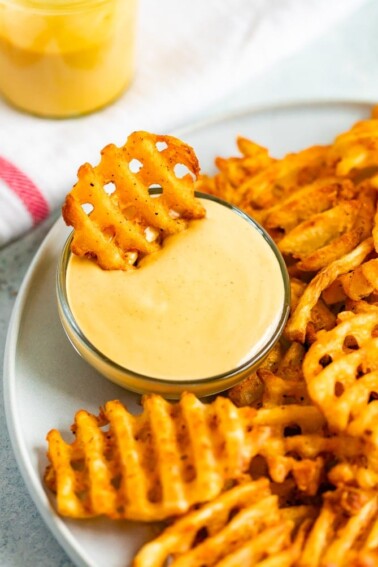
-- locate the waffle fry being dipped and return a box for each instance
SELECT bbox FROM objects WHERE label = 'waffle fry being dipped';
[63,131,205,270]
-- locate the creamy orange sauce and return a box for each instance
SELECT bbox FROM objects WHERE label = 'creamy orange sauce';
[66,199,285,381]
[0,0,136,117]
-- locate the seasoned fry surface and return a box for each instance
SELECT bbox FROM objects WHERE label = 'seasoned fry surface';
[63,131,205,270]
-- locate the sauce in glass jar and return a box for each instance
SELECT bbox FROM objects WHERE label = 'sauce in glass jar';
[0,0,137,117]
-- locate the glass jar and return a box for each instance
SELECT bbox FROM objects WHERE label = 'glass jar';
[0,0,137,117]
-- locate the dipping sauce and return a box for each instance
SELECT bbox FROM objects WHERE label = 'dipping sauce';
[0,0,137,117]
[65,197,286,382]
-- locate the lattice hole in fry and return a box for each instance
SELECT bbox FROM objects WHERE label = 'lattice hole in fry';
[342,334,360,352]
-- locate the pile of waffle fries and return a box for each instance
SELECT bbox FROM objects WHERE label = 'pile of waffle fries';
[46,109,378,565]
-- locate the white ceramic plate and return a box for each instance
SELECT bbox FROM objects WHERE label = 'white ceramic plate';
[4,101,374,567]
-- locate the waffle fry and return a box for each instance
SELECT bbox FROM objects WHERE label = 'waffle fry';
[299,487,378,567]
[196,137,274,206]
[303,310,378,435]
[46,393,263,520]
[228,366,309,411]
[277,342,306,381]
[45,391,333,521]
[279,200,359,259]
[262,178,355,234]
[215,137,274,188]
[228,340,307,409]
[281,186,375,272]
[286,237,375,342]
[323,257,378,304]
[373,201,378,253]
[289,279,336,345]
[340,268,374,301]
[249,405,330,495]
[258,370,310,408]
[133,479,312,567]
[227,372,265,408]
[228,342,284,407]
[239,145,329,212]
[327,116,378,177]
[63,131,205,270]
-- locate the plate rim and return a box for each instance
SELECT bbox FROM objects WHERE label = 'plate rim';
[3,98,375,567]
[3,218,94,567]
[174,97,376,137]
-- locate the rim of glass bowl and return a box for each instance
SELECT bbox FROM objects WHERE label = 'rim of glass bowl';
[56,190,291,396]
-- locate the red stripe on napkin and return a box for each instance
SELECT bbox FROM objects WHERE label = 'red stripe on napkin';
[0,156,49,224]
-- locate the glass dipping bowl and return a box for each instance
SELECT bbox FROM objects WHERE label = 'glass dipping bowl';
[56,193,290,398]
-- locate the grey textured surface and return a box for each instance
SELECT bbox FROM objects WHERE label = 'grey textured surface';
[0,211,74,567]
